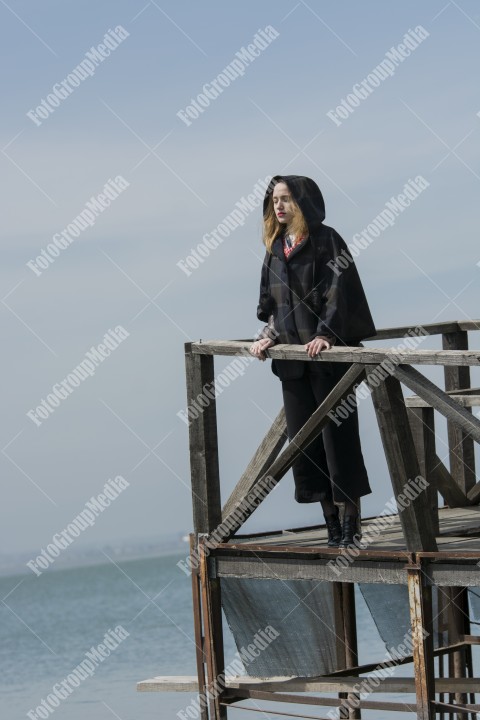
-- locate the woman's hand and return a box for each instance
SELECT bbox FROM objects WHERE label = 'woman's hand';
[305,336,332,357]
[250,338,274,361]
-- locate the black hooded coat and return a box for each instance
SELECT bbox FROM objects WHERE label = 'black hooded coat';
[257,175,376,380]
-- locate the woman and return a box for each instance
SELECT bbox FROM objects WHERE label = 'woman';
[250,175,376,548]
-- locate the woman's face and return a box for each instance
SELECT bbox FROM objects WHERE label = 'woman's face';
[272,182,295,226]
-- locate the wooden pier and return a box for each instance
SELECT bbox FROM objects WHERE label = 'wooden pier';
[138,320,480,719]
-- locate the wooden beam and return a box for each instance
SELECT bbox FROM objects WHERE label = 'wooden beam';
[208,363,367,544]
[393,365,480,445]
[405,388,480,407]
[221,408,287,521]
[368,370,438,551]
[137,674,480,694]
[191,340,480,367]
[407,566,435,720]
[369,321,460,339]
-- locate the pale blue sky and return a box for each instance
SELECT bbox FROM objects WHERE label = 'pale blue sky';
[2,0,480,556]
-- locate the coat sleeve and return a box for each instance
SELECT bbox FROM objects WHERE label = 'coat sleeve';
[311,229,376,343]
[255,252,279,343]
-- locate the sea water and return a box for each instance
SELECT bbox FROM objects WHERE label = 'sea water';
[0,552,419,720]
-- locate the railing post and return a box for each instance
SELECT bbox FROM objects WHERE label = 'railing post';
[368,370,437,551]
[407,406,440,534]
[442,331,476,495]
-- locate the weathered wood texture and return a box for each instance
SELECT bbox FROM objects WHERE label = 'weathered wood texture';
[393,364,480,444]
[430,456,469,508]
[407,568,435,720]
[191,340,480,367]
[221,407,287,521]
[184,346,222,534]
[137,674,480,694]
[442,331,476,496]
[368,370,438,551]
[405,389,480,408]
[407,406,439,534]
[184,347,227,719]
[200,542,227,720]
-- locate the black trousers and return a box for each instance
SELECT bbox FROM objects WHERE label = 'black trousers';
[281,362,371,504]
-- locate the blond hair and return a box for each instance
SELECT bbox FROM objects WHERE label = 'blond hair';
[262,187,309,252]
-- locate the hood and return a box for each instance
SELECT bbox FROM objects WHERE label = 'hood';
[263,175,326,234]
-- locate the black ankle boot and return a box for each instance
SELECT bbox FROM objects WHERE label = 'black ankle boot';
[339,515,359,548]
[324,507,342,547]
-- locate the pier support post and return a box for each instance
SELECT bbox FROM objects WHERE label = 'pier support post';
[407,563,435,720]
[185,346,227,720]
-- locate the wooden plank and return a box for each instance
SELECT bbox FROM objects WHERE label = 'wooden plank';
[368,321,460,339]
[425,565,480,588]
[223,687,416,712]
[405,394,480,408]
[368,370,438,551]
[442,331,476,496]
[457,320,480,332]
[137,674,480,694]
[184,346,222,534]
[221,408,287,521]
[214,556,409,584]
[191,340,480,367]
[407,407,439,534]
[208,363,367,544]
[407,567,435,720]
[393,365,480,444]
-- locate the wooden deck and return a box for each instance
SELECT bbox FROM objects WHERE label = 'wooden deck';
[230,506,480,553]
